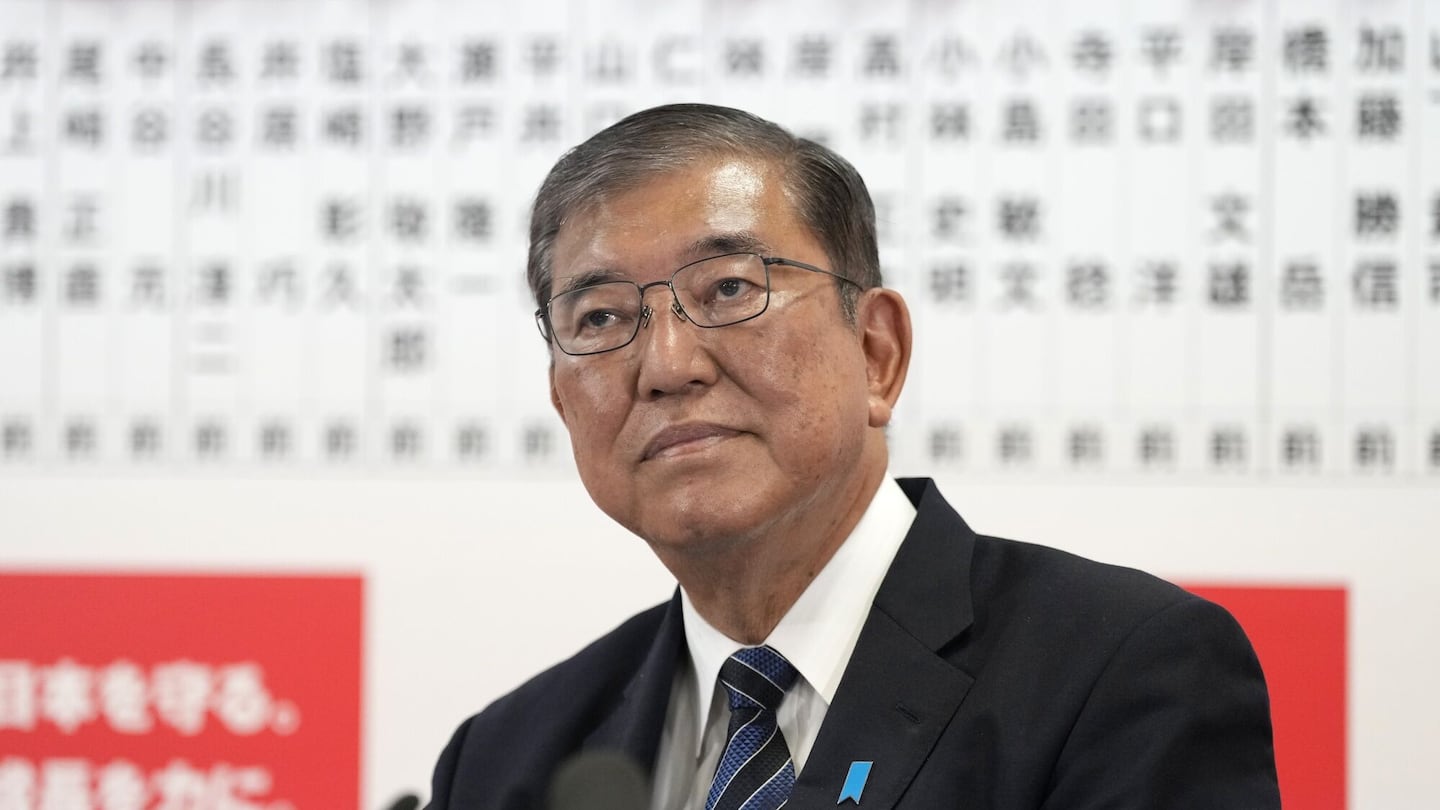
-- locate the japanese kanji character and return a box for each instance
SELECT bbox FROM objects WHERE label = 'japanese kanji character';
[213,664,272,735]
[527,37,560,76]
[152,661,212,735]
[2,263,36,303]
[929,426,963,461]
[40,659,96,733]
[1071,31,1113,73]
[132,108,169,148]
[1355,427,1394,469]
[259,107,297,148]
[1137,97,1180,142]
[999,262,1038,308]
[96,760,147,810]
[388,328,427,372]
[1356,26,1404,72]
[1069,427,1103,465]
[1285,96,1326,140]
[1282,427,1321,469]
[195,263,231,306]
[195,108,234,148]
[390,199,428,242]
[323,107,364,147]
[258,423,290,460]
[131,264,165,306]
[589,40,630,81]
[326,41,363,84]
[0,758,36,810]
[2,421,32,458]
[66,264,100,305]
[1356,93,1401,140]
[1140,28,1182,74]
[1355,192,1400,238]
[99,661,153,733]
[1209,27,1253,73]
[392,42,428,83]
[392,266,425,306]
[64,108,104,148]
[996,33,1047,78]
[1284,26,1329,73]
[859,103,902,143]
[67,42,102,82]
[454,199,492,241]
[0,662,36,730]
[133,42,167,78]
[928,263,970,303]
[456,424,487,460]
[1135,261,1179,305]
[1208,262,1250,307]
[997,426,1032,464]
[325,422,356,459]
[1002,99,1041,143]
[1210,193,1251,242]
[392,423,423,458]
[196,41,235,84]
[930,103,969,141]
[40,760,91,810]
[321,264,358,306]
[1138,427,1174,466]
[459,40,496,82]
[1210,427,1247,468]
[260,41,299,80]
[792,36,832,77]
[1210,96,1253,143]
[66,420,96,458]
[1280,260,1324,309]
[1067,262,1109,308]
[3,198,34,240]
[523,425,553,459]
[129,421,161,458]
[521,105,561,142]
[1070,98,1112,143]
[1353,260,1399,308]
[931,197,967,241]
[1,42,38,80]
[195,423,227,459]
[863,35,902,78]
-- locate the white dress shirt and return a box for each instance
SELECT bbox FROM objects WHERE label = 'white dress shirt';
[649,477,918,810]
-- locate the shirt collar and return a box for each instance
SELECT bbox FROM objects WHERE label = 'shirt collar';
[679,475,917,756]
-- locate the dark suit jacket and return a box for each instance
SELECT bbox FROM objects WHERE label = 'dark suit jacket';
[428,478,1280,809]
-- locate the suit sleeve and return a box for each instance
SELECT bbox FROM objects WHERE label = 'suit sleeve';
[1041,595,1281,810]
[423,715,474,810]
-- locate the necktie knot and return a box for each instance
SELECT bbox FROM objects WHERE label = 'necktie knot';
[718,645,798,713]
[706,646,799,810]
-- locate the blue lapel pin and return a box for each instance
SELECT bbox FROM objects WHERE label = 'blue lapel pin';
[837,761,872,805]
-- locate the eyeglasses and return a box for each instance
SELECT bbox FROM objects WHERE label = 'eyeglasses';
[535,252,859,356]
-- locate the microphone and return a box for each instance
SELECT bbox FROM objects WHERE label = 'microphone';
[546,749,649,810]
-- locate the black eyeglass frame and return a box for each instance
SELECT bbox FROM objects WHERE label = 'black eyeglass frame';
[534,252,861,356]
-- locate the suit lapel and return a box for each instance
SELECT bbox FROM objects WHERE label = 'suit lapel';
[790,479,978,809]
[583,590,686,773]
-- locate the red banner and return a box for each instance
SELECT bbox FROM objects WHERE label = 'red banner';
[0,573,363,809]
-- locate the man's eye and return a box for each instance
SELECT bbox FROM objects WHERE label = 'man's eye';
[579,309,620,330]
[714,278,753,299]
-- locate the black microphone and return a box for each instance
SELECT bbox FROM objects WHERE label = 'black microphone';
[384,794,420,810]
[546,749,649,810]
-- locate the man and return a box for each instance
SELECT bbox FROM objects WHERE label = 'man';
[427,104,1279,809]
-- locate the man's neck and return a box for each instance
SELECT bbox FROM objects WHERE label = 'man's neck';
[662,458,889,644]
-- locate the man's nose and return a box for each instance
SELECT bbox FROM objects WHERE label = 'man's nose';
[633,287,719,398]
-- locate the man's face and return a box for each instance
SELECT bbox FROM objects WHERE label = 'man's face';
[546,154,885,559]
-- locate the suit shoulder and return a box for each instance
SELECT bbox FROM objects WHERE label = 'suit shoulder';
[470,599,671,734]
[967,532,1214,640]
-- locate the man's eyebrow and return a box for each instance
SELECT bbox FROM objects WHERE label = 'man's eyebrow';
[553,268,625,297]
[686,232,772,258]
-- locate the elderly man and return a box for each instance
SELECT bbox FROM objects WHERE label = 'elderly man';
[427,104,1279,809]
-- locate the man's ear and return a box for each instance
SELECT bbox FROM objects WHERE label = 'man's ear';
[857,287,912,428]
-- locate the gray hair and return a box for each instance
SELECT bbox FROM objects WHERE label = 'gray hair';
[526,103,881,322]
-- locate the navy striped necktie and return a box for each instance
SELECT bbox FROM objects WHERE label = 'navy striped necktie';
[704,645,800,810]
